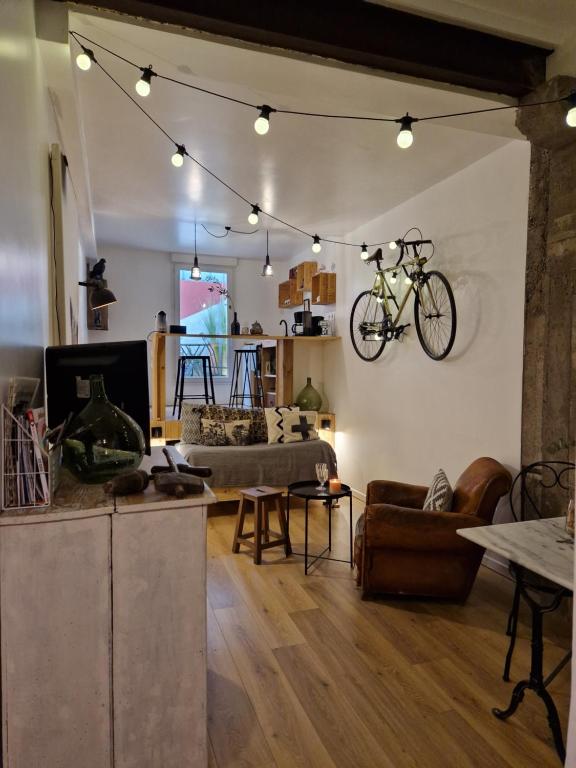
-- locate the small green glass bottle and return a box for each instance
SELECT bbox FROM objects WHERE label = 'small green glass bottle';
[62,374,145,484]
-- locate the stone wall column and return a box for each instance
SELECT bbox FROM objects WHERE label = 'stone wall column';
[516,76,576,478]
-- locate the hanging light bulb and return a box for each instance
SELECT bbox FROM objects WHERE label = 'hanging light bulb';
[565,92,576,127]
[248,204,261,226]
[389,272,397,284]
[254,105,274,135]
[262,231,273,276]
[76,46,95,71]
[360,243,369,260]
[396,115,415,149]
[389,240,399,250]
[404,275,413,286]
[191,222,201,280]
[135,66,155,97]
[171,144,186,167]
[191,256,201,280]
[311,235,322,254]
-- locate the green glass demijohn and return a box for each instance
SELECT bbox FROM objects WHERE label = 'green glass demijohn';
[295,377,322,411]
[61,374,145,484]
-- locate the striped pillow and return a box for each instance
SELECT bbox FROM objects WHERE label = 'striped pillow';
[264,406,299,444]
[423,469,453,512]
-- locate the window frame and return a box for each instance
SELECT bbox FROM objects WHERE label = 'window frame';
[174,263,233,383]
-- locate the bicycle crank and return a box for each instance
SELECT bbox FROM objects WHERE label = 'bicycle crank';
[393,323,411,341]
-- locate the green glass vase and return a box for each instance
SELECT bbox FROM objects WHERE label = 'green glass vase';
[295,377,322,411]
[62,374,145,484]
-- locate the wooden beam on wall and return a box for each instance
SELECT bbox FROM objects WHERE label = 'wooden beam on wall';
[62,0,551,97]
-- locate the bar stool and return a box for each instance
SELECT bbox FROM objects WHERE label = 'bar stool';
[172,355,216,418]
[232,486,291,564]
[229,346,263,408]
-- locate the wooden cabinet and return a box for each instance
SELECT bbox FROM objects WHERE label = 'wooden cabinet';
[296,261,317,291]
[311,272,337,305]
[0,465,215,768]
[278,279,303,308]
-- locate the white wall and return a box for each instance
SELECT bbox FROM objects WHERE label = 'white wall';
[0,0,94,404]
[89,244,280,403]
[324,140,530,496]
[0,0,52,399]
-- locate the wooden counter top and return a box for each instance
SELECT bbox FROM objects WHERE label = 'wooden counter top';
[0,448,216,525]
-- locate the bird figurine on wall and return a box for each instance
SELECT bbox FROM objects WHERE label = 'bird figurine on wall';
[89,258,107,280]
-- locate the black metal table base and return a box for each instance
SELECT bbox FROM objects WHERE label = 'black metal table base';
[286,489,353,575]
[492,564,571,763]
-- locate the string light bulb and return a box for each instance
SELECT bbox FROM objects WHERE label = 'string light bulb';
[360,243,369,260]
[404,275,413,285]
[191,222,201,280]
[248,204,261,226]
[136,66,155,97]
[171,144,186,167]
[389,240,398,250]
[76,46,95,71]
[262,231,273,276]
[390,272,397,284]
[566,92,576,127]
[396,115,415,149]
[311,235,322,254]
[254,105,274,135]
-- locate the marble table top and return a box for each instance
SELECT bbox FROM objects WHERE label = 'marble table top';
[457,517,574,591]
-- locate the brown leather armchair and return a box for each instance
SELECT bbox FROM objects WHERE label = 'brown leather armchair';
[354,457,512,601]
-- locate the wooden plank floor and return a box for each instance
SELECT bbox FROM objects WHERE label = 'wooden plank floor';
[206,498,571,767]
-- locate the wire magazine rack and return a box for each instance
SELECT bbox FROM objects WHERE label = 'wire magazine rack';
[1,405,50,510]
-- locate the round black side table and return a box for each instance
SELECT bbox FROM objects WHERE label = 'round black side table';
[286,480,353,574]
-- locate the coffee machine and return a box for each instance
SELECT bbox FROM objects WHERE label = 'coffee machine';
[292,299,313,336]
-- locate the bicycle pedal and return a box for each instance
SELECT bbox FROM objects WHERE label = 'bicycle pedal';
[394,324,411,340]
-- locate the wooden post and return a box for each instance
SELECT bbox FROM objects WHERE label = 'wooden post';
[276,339,293,406]
[151,332,166,423]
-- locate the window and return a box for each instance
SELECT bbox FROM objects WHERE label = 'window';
[178,268,229,378]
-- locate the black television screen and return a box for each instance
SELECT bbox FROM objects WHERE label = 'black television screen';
[45,340,150,453]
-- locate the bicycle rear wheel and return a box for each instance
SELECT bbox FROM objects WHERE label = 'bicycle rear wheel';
[414,271,456,360]
[350,290,387,362]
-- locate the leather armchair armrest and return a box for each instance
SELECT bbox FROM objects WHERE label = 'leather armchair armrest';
[364,503,486,552]
[366,480,428,509]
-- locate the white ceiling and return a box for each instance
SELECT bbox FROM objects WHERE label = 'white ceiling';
[71,11,528,260]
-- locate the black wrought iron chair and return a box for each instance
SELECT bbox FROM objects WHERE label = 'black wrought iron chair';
[503,461,574,682]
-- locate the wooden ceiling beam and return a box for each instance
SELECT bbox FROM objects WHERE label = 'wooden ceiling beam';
[62,0,551,97]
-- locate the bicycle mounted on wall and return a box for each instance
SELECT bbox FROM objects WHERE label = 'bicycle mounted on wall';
[349,229,457,362]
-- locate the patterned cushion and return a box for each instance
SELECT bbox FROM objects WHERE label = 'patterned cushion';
[223,419,252,446]
[264,406,299,444]
[180,404,205,444]
[251,409,268,443]
[281,410,319,443]
[200,418,228,446]
[423,469,453,512]
[201,405,266,444]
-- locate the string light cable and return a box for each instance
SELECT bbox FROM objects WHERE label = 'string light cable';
[69,32,576,255]
[73,43,396,252]
[69,29,576,139]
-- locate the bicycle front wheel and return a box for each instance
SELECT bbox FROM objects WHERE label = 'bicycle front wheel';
[350,290,387,362]
[414,271,456,360]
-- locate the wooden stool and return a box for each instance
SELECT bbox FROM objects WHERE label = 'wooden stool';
[232,486,292,564]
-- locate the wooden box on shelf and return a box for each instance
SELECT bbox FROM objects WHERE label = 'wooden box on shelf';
[290,280,303,307]
[278,279,303,308]
[278,280,292,308]
[296,261,318,291]
[311,272,336,305]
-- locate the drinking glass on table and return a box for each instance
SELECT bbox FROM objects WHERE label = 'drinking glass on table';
[315,462,329,491]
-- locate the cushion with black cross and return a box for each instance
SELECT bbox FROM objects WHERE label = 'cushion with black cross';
[281,410,319,443]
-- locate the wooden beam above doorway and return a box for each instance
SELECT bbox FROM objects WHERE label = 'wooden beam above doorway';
[62,0,551,97]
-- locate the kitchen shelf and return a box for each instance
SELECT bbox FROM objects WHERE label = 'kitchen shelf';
[278,279,303,308]
[296,261,318,291]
